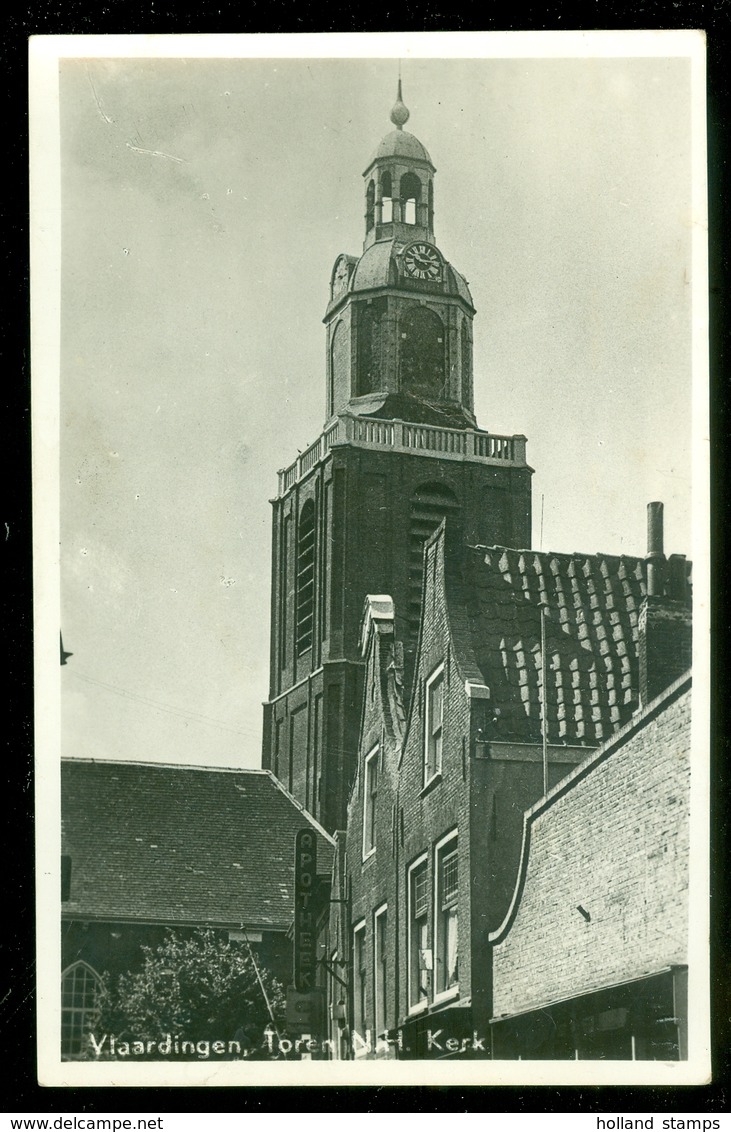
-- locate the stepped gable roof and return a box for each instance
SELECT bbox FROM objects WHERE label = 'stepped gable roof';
[362,595,407,746]
[61,760,333,931]
[462,545,659,746]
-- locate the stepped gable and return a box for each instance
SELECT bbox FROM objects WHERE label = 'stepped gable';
[62,760,333,931]
[464,545,655,746]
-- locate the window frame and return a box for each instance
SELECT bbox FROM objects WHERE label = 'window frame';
[352,919,367,1044]
[295,500,316,656]
[61,960,101,1059]
[433,829,460,1004]
[328,947,342,1060]
[407,853,430,1015]
[424,662,445,787]
[362,744,380,860]
[373,902,388,1040]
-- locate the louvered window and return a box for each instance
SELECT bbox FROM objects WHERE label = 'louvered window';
[408,485,460,653]
[296,501,315,654]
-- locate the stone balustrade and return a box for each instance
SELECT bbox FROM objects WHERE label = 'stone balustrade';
[277,414,528,496]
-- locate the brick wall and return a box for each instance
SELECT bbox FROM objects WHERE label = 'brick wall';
[264,438,531,831]
[395,525,475,1022]
[334,611,404,1054]
[340,522,587,1046]
[490,678,691,1020]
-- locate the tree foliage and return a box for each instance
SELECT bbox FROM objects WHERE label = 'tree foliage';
[94,928,285,1056]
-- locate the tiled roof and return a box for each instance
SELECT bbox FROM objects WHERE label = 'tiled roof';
[61,761,333,931]
[465,546,667,745]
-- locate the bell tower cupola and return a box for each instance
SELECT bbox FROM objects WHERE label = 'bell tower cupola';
[324,82,480,430]
[362,81,436,251]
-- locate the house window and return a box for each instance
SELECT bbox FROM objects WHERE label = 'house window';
[425,664,444,784]
[408,856,430,1010]
[435,833,459,997]
[374,904,388,1039]
[61,961,101,1058]
[328,949,343,1059]
[362,746,379,858]
[352,921,367,1042]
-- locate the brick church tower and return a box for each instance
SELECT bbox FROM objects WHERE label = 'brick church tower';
[262,84,533,832]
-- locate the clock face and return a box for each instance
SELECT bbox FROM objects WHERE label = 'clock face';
[403,242,442,281]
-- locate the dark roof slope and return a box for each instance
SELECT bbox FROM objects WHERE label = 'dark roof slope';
[61,761,333,931]
[462,545,679,746]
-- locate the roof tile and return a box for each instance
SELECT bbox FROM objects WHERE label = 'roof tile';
[62,762,333,931]
[465,544,657,745]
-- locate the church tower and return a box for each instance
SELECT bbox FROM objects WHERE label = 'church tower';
[262,84,533,832]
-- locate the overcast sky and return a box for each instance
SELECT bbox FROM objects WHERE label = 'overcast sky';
[54,46,698,770]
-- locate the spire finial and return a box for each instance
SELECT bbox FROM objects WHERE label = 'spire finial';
[390,75,410,130]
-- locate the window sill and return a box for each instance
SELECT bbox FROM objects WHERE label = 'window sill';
[361,847,376,865]
[432,985,460,1008]
[407,1000,429,1019]
[420,772,443,798]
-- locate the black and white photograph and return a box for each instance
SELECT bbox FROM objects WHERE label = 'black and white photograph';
[30,31,709,1087]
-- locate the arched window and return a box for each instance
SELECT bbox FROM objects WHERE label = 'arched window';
[380,171,393,223]
[400,172,422,225]
[428,181,434,232]
[357,298,385,396]
[330,320,350,415]
[62,961,101,1059]
[399,306,445,398]
[366,180,375,231]
[296,500,316,655]
[460,319,472,405]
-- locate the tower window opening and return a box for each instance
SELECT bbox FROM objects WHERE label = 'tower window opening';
[296,501,316,655]
[330,320,350,415]
[400,173,422,227]
[380,171,393,223]
[357,298,385,396]
[460,319,473,409]
[400,305,446,398]
[366,180,375,231]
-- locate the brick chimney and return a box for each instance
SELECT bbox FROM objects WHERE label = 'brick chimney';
[638,502,692,707]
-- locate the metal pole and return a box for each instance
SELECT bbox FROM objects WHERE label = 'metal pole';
[241,924,286,1051]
